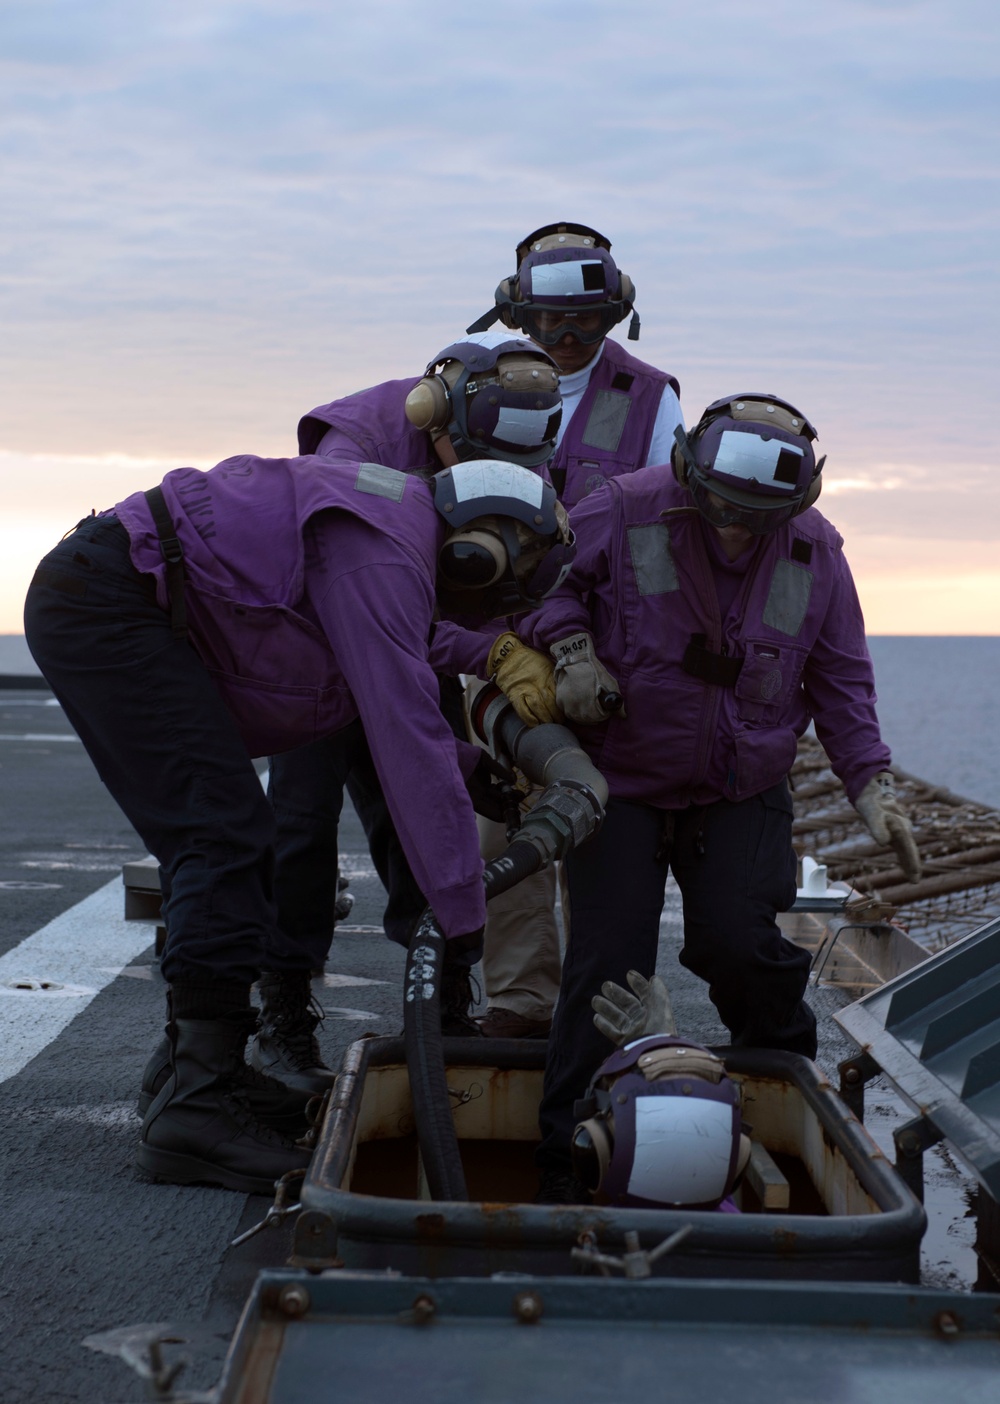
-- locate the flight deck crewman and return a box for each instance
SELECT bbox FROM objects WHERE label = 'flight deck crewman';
[466,221,685,1039]
[242,338,564,1089]
[23,455,574,1195]
[513,392,921,1202]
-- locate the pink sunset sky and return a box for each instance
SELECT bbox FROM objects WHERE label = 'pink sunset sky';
[1,0,997,634]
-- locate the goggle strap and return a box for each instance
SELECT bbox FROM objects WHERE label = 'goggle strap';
[673,424,699,476]
[465,308,501,335]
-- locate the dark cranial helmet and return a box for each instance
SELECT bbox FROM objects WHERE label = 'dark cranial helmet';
[571,1035,750,1209]
[432,460,575,618]
[467,222,640,346]
[671,393,825,535]
[404,339,561,470]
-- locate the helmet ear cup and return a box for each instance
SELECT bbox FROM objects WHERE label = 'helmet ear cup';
[670,440,686,486]
[797,457,825,514]
[571,1116,612,1195]
[619,271,635,307]
[437,528,507,589]
[404,374,451,434]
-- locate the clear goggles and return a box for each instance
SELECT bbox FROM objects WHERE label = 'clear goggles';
[516,303,619,347]
[691,477,802,536]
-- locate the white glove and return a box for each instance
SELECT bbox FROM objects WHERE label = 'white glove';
[854,771,921,884]
[550,632,625,726]
[591,970,677,1046]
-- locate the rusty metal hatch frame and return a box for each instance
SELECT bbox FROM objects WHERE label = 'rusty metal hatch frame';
[299,1036,923,1283]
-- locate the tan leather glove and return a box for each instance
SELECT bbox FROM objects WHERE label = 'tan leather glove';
[854,771,922,884]
[487,632,563,727]
[591,970,677,1045]
[550,632,625,725]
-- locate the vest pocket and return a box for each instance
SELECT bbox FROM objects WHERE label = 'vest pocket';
[729,726,799,799]
[734,640,807,723]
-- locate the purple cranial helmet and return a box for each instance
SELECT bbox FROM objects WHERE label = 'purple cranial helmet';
[467,222,640,345]
[672,393,826,535]
[432,459,576,618]
[571,1035,750,1209]
[404,338,561,470]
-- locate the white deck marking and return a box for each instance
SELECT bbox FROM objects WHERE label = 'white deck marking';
[0,733,81,742]
[0,878,155,1086]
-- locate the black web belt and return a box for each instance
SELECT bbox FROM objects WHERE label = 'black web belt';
[144,486,188,639]
[681,633,743,687]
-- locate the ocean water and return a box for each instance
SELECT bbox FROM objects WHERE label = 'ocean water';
[2,633,998,809]
[866,637,1000,811]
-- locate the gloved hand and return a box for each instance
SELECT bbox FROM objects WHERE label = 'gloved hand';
[488,631,563,726]
[550,632,626,726]
[591,969,676,1046]
[465,751,519,824]
[854,771,922,884]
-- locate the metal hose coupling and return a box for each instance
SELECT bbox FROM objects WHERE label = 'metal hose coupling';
[511,779,605,865]
[470,682,609,873]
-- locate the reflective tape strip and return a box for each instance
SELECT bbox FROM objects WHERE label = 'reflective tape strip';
[355,463,407,501]
[530,260,606,297]
[762,560,814,637]
[714,431,803,491]
[581,390,631,453]
[451,461,544,507]
[627,524,679,596]
[494,405,555,448]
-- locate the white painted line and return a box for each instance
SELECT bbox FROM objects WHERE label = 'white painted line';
[0,878,156,1086]
[0,733,80,742]
[321,973,389,988]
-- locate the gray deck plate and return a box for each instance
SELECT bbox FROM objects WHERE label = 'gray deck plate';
[220,1273,1000,1404]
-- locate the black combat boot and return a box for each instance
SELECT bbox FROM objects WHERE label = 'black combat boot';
[137,1014,313,1194]
[534,1166,591,1205]
[136,1017,314,1137]
[440,962,484,1038]
[246,972,337,1096]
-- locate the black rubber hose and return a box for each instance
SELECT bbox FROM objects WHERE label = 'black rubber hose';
[482,840,543,901]
[403,908,468,1201]
[403,844,542,1202]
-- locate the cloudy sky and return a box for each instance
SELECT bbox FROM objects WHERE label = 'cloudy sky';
[2,0,997,632]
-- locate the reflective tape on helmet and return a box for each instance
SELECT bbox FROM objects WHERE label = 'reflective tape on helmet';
[628,1095,735,1204]
[493,405,560,448]
[529,259,608,299]
[450,461,545,508]
[713,431,803,492]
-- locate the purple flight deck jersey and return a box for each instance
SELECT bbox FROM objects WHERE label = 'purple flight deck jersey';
[298,377,438,472]
[551,340,680,508]
[521,469,890,808]
[114,455,487,938]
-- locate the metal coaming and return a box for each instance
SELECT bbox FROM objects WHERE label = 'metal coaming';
[297,1038,924,1281]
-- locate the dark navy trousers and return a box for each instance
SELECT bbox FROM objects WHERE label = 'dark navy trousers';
[268,728,427,967]
[24,515,317,986]
[537,787,816,1169]
[268,674,468,966]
